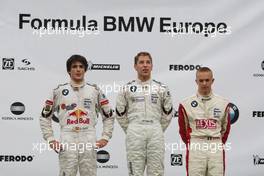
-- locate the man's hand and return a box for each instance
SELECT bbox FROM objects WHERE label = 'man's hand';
[96,139,108,148]
[49,140,62,153]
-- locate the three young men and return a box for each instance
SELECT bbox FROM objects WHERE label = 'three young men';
[40,53,231,176]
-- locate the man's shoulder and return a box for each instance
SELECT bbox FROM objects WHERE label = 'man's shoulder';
[213,94,229,104]
[181,94,197,105]
[122,80,136,92]
[85,82,100,91]
[53,82,69,90]
[152,79,168,88]
[125,80,136,85]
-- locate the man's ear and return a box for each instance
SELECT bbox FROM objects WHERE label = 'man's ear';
[134,64,137,71]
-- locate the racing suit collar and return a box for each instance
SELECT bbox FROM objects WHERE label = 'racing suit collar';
[197,91,214,102]
[136,78,152,85]
[70,80,85,89]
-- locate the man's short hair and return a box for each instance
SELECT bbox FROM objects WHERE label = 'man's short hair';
[66,55,88,72]
[134,51,152,65]
[196,67,213,77]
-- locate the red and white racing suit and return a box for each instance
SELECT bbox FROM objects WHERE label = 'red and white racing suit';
[40,81,114,176]
[178,93,230,176]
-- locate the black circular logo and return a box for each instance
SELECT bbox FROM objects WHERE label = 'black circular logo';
[97,150,110,163]
[261,60,264,71]
[228,103,239,124]
[62,89,69,96]
[191,101,198,107]
[130,85,137,92]
[10,102,25,115]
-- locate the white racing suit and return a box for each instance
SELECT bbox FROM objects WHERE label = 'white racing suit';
[116,79,173,176]
[40,81,114,176]
[178,93,231,176]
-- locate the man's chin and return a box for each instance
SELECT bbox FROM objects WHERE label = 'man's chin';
[142,73,150,76]
[72,78,84,82]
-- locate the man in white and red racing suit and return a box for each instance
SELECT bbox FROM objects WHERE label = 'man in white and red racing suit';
[178,67,231,176]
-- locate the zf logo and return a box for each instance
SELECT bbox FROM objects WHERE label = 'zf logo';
[171,154,182,166]
[2,58,14,70]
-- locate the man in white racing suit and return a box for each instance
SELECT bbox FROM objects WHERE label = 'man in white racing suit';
[178,67,231,176]
[116,52,173,176]
[40,55,114,176]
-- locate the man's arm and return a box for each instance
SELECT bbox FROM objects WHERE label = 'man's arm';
[39,92,56,143]
[160,86,173,132]
[115,87,129,134]
[221,104,231,144]
[178,103,189,144]
[97,88,114,148]
[39,91,62,151]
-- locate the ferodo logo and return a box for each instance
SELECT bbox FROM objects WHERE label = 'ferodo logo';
[169,65,201,71]
[0,155,34,162]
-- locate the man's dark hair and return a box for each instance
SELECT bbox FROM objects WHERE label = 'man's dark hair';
[66,54,88,72]
[134,51,152,65]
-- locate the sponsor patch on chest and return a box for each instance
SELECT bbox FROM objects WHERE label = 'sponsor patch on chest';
[151,93,159,104]
[132,96,145,103]
[67,118,90,125]
[84,98,92,109]
[195,119,217,129]
[213,108,221,118]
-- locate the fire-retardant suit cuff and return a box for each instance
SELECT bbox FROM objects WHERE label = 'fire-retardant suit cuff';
[101,135,110,141]
[47,136,56,143]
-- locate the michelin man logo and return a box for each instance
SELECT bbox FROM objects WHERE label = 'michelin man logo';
[87,60,93,70]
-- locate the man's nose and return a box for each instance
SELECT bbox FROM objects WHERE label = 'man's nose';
[143,62,148,67]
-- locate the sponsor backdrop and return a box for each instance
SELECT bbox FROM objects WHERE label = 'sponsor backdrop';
[0,0,264,175]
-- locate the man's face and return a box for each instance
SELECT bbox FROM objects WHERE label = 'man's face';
[134,55,153,79]
[68,61,86,82]
[196,71,214,95]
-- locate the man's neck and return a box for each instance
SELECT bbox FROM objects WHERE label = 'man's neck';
[138,75,150,82]
[71,79,84,88]
[198,90,211,97]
